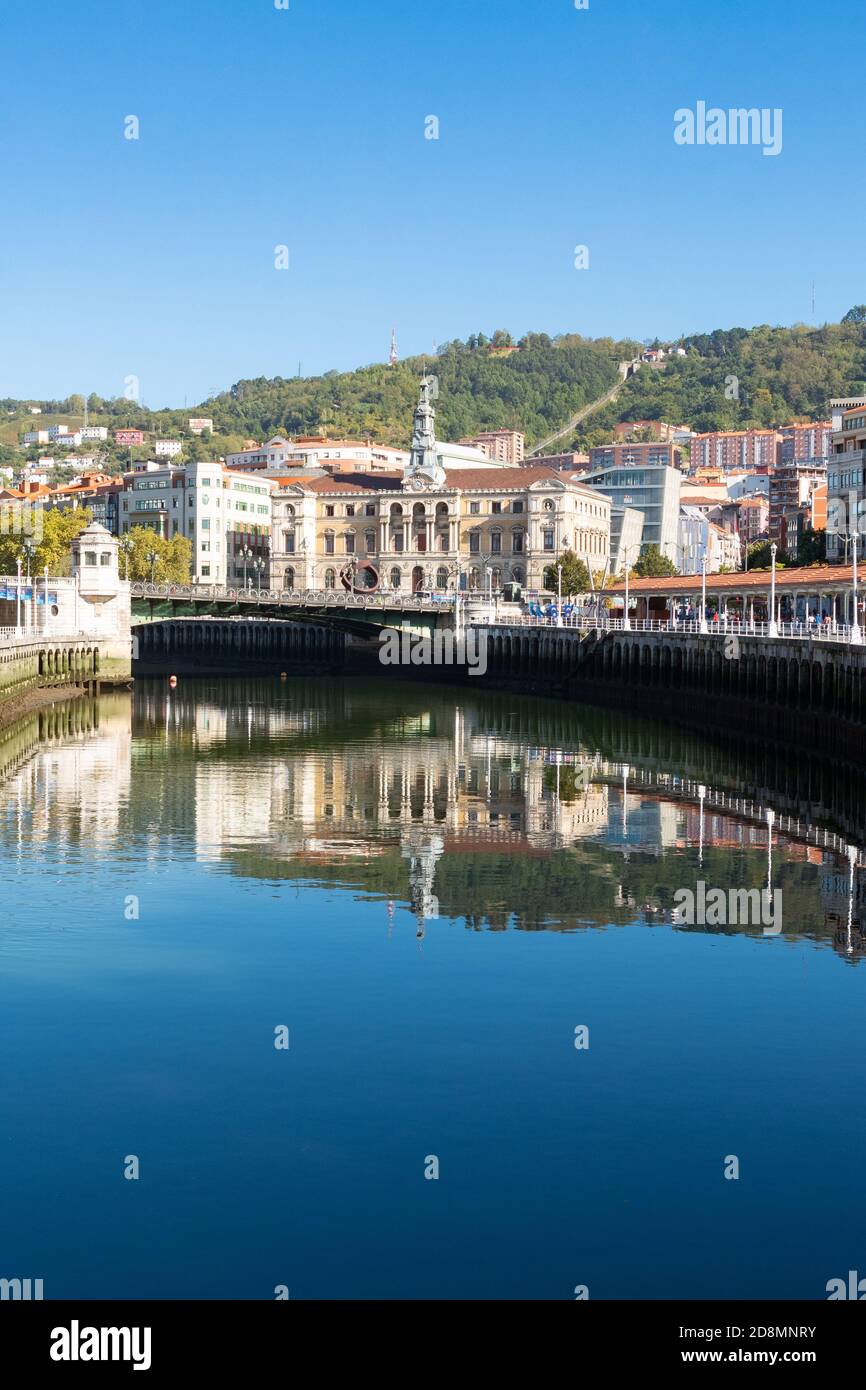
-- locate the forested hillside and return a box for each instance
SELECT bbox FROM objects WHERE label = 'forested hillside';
[5,317,866,465]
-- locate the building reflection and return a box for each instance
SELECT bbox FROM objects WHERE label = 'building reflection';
[2,678,866,962]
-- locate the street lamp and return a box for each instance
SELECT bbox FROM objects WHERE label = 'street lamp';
[768,542,778,638]
[556,562,563,628]
[852,532,862,646]
[239,544,252,589]
[23,538,35,582]
[699,552,708,635]
[147,549,158,584]
[120,537,133,581]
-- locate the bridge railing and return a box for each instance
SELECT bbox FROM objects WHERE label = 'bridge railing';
[129,581,455,613]
[479,613,865,646]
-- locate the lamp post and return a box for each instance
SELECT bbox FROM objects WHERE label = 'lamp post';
[556,562,563,628]
[699,552,708,634]
[16,556,22,635]
[147,549,158,584]
[852,532,862,645]
[240,544,252,589]
[768,542,778,637]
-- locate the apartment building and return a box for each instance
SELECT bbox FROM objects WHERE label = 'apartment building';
[589,442,683,471]
[457,430,525,465]
[778,421,831,463]
[115,429,145,445]
[826,401,866,560]
[155,439,182,457]
[118,461,276,583]
[769,460,826,545]
[614,420,683,442]
[689,429,778,472]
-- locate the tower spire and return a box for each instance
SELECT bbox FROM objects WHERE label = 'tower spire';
[389,325,398,366]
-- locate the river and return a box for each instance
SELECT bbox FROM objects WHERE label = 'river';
[1,676,864,1299]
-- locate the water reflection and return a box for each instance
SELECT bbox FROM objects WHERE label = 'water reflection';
[3,677,866,962]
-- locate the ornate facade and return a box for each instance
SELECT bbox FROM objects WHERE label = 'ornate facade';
[271,378,611,594]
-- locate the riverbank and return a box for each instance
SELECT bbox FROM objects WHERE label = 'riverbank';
[0,681,129,735]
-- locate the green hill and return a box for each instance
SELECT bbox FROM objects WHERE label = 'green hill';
[5,316,866,461]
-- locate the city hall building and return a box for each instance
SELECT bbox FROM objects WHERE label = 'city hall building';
[270,379,612,594]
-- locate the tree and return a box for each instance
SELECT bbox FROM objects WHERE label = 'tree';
[842,306,866,324]
[123,527,192,582]
[0,505,92,576]
[543,549,590,594]
[633,544,678,578]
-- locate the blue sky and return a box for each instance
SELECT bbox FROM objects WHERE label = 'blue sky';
[0,0,860,407]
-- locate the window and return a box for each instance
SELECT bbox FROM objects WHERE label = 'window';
[365,530,375,552]
[490,531,502,554]
[393,534,404,552]
[365,503,376,517]
[543,529,554,550]
[436,567,448,589]
[469,532,480,554]
[100,552,111,566]
[325,533,335,555]
[513,500,524,514]
[284,531,295,553]
[345,532,355,554]
[324,568,336,589]
[469,501,480,515]
[201,564,211,576]
[512,530,524,553]
[491,501,502,514]
[325,505,335,517]
[283,567,295,590]
[84,551,97,566]
[346,505,355,517]
[390,567,401,589]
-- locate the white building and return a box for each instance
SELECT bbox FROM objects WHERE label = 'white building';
[80,426,109,441]
[155,439,183,457]
[23,430,50,445]
[188,417,213,435]
[678,506,741,574]
[119,460,276,584]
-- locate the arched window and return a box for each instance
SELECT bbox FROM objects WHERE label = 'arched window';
[435,566,448,590]
[324,568,336,589]
[283,567,295,590]
[413,502,426,519]
[490,529,502,554]
[435,501,449,518]
[389,502,403,518]
[512,566,525,585]
[390,567,402,589]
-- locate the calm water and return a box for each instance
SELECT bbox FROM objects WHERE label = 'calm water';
[1,676,864,1300]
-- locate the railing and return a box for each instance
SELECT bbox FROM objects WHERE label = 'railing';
[479,612,866,646]
[129,580,456,612]
[0,627,88,646]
